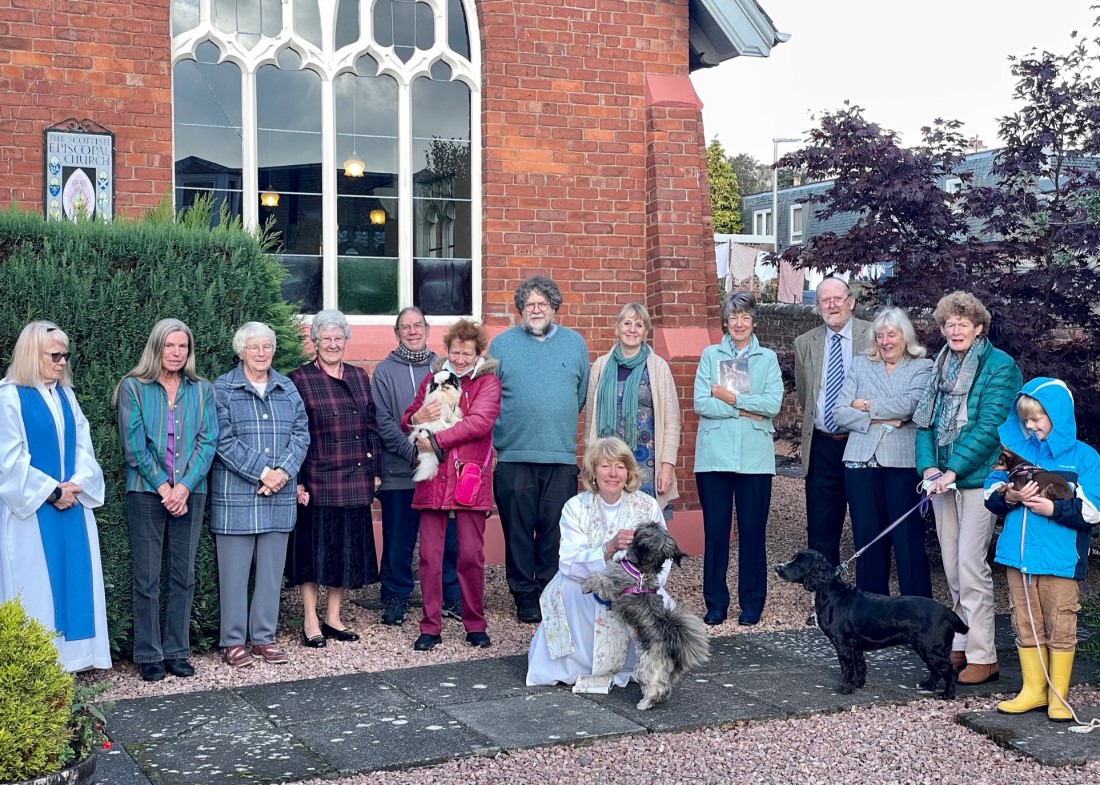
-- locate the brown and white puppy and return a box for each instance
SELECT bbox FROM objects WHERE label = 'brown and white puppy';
[409,371,462,482]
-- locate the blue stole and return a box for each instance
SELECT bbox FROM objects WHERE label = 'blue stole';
[17,385,95,641]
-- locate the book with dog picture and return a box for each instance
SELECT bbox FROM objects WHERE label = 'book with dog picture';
[717,358,751,395]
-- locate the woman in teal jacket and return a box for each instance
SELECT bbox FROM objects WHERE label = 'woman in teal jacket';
[693,291,782,627]
[913,291,1021,686]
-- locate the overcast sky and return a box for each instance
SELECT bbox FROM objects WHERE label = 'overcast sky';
[692,1,1098,166]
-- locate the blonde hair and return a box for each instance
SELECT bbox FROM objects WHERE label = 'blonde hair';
[615,303,653,338]
[1016,394,1048,421]
[5,321,73,387]
[113,318,203,404]
[581,437,642,494]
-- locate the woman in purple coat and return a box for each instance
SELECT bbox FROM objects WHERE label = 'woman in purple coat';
[402,319,500,651]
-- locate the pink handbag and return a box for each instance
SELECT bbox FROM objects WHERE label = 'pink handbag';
[453,442,493,506]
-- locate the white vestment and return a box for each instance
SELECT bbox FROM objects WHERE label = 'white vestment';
[526,490,671,691]
[0,380,111,672]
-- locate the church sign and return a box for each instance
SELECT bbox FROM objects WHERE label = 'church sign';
[43,119,115,222]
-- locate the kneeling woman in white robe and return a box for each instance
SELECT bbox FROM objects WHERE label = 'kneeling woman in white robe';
[0,321,111,672]
[527,437,672,693]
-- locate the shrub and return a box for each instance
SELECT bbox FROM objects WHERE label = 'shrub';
[0,206,306,655]
[0,598,74,781]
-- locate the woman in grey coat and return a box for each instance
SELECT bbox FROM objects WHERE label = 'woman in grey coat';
[212,322,310,667]
[833,308,933,598]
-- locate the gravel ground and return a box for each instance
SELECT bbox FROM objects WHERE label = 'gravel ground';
[83,474,1100,783]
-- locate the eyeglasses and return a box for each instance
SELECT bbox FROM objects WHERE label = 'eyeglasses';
[318,337,346,346]
[818,296,852,307]
[244,343,274,354]
[523,301,551,313]
[45,351,71,363]
[398,322,427,333]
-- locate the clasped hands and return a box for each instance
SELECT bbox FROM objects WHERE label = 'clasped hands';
[157,481,190,517]
[50,481,83,511]
[258,466,290,497]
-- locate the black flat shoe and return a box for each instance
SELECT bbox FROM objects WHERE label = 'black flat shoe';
[414,633,442,651]
[703,609,727,626]
[163,658,195,677]
[301,631,327,648]
[737,611,760,627]
[140,662,165,681]
[321,622,360,642]
[465,631,491,648]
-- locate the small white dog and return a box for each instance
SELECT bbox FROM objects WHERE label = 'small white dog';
[409,371,462,482]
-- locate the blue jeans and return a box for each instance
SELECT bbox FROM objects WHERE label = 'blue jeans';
[379,488,459,603]
[126,491,204,663]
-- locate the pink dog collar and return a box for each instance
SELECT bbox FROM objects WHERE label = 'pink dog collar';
[619,560,657,596]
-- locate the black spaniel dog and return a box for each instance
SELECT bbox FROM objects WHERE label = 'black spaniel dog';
[775,549,967,699]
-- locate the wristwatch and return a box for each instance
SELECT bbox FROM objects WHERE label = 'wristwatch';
[47,486,63,504]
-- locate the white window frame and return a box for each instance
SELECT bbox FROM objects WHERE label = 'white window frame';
[170,0,482,324]
[752,208,772,237]
[789,204,803,245]
[943,177,963,194]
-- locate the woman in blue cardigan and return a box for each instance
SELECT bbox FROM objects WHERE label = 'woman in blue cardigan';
[693,291,782,627]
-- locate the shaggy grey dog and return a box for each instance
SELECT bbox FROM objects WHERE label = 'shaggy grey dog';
[583,522,710,710]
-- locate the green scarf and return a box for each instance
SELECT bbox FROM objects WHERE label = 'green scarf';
[596,343,650,448]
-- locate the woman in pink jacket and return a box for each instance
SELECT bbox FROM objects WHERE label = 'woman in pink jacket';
[402,320,501,651]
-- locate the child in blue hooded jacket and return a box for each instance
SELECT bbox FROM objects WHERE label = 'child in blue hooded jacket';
[984,378,1099,721]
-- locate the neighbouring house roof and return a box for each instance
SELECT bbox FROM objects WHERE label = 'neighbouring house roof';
[689,0,789,70]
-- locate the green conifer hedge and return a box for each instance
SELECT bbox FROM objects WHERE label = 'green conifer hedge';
[0,207,306,656]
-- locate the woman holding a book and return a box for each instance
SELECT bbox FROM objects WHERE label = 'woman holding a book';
[693,291,782,627]
[585,303,681,513]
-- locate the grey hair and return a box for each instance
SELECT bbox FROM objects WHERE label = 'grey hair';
[513,275,563,313]
[865,307,927,361]
[394,306,426,331]
[815,276,852,302]
[720,290,757,329]
[232,321,277,359]
[310,309,351,343]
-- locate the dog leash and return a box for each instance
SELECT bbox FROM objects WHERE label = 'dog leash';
[836,472,940,578]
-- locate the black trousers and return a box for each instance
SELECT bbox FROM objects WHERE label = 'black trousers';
[493,461,579,596]
[696,471,772,616]
[845,466,932,598]
[805,431,849,568]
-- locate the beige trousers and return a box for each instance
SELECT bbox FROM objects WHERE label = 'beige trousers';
[1006,567,1080,651]
[932,488,997,664]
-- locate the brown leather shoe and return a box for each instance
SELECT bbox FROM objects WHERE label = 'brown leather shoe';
[958,662,999,685]
[949,651,967,670]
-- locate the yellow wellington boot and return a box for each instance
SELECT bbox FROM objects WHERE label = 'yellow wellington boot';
[1047,649,1075,722]
[996,646,1049,714]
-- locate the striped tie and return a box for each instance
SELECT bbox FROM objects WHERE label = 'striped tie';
[823,333,843,432]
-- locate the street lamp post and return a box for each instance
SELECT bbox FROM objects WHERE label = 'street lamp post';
[771,137,801,255]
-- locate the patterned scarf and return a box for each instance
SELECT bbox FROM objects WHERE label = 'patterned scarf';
[595,343,650,448]
[396,344,431,364]
[912,336,987,447]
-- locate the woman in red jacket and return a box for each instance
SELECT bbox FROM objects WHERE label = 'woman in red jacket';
[403,320,501,651]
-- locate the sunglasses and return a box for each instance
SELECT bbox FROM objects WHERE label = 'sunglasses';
[46,351,71,363]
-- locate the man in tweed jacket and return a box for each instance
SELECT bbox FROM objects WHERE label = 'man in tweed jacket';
[793,277,870,569]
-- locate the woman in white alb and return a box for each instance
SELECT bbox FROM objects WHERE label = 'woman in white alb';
[0,321,111,672]
[526,437,672,693]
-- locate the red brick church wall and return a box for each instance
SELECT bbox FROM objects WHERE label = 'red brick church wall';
[0,0,173,214]
[0,0,719,518]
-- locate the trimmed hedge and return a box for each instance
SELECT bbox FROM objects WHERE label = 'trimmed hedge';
[0,207,306,655]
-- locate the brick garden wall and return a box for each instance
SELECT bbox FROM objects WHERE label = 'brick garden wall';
[0,0,173,214]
